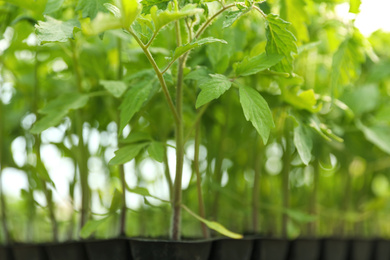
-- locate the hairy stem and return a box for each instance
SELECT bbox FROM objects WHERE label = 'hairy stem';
[171,20,185,240]
[117,38,127,237]
[127,29,180,124]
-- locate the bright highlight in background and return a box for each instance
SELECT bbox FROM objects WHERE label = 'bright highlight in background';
[355,0,390,35]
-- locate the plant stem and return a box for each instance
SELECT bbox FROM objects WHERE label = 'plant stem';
[184,104,209,143]
[194,121,209,238]
[194,3,237,39]
[163,147,173,200]
[70,40,90,229]
[117,38,127,237]
[252,138,263,233]
[308,158,319,236]
[281,116,292,238]
[211,118,229,222]
[127,30,180,125]
[171,20,185,240]
[33,48,59,242]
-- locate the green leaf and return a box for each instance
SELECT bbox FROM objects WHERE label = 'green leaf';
[239,85,274,144]
[44,0,65,14]
[297,41,321,54]
[141,0,171,14]
[128,186,153,197]
[108,143,149,165]
[184,67,210,83]
[30,111,68,134]
[182,204,243,239]
[39,93,89,114]
[148,141,165,162]
[35,16,80,44]
[223,9,247,28]
[82,12,122,35]
[282,88,321,113]
[104,3,121,17]
[285,208,316,223]
[293,124,312,165]
[126,186,170,203]
[36,159,56,187]
[150,4,203,32]
[340,85,380,116]
[109,189,123,213]
[121,132,153,144]
[99,80,127,98]
[76,0,108,18]
[172,37,227,61]
[234,52,284,77]
[265,13,297,72]
[356,122,390,155]
[195,74,232,108]
[120,0,141,28]
[80,217,110,238]
[119,80,154,135]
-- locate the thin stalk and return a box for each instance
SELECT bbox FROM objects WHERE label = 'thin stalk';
[70,40,90,229]
[171,20,185,240]
[117,38,127,237]
[252,138,263,233]
[194,3,238,39]
[194,121,209,238]
[118,134,127,238]
[211,119,229,222]
[0,101,11,244]
[145,31,158,49]
[75,111,89,229]
[339,167,351,237]
[184,104,209,143]
[281,117,293,238]
[163,147,173,200]
[33,49,58,241]
[66,130,77,240]
[127,29,180,124]
[308,158,319,236]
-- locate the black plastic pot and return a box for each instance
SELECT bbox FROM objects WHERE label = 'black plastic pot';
[130,238,212,260]
[85,238,131,260]
[45,241,87,260]
[348,239,374,260]
[208,238,254,260]
[320,238,349,260]
[373,239,390,260]
[251,238,290,260]
[12,244,48,260]
[0,245,13,260]
[289,238,321,260]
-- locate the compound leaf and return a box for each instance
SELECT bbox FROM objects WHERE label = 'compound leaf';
[234,52,284,76]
